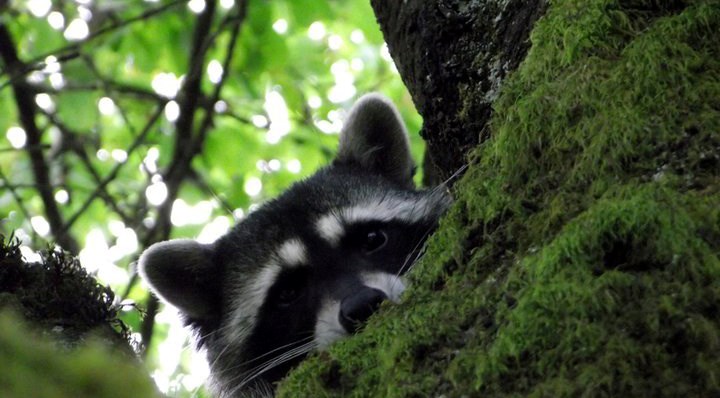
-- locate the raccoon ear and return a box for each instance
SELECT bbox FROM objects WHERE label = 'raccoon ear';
[139,239,221,320]
[336,93,415,188]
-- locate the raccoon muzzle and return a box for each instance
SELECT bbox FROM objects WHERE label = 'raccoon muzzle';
[339,287,388,333]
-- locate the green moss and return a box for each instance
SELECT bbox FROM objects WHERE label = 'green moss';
[279,0,720,396]
[451,185,720,396]
[0,311,159,398]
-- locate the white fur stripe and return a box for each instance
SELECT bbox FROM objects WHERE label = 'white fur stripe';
[277,239,308,267]
[361,271,406,303]
[313,300,345,349]
[313,272,406,349]
[227,262,281,342]
[225,239,309,345]
[316,214,345,246]
[315,194,441,246]
[233,261,282,327]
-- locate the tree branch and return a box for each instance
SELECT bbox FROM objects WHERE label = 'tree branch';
[192,1,248,154]
[138,0,219,355]
[0,24,79,253]
[39,81,168,104]
[38,109,131,224]
[138,0,250,355]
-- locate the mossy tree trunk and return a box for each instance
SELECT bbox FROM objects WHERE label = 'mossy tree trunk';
[279,0,720,396]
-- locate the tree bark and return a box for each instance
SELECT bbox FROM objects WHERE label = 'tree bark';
[371,0,547,183]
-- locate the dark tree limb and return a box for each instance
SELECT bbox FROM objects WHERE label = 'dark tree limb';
[149,0,220,245]
[192,2,248,156]
[0,24,79,254]
[37,81,169,103]
[139,0,249,355]
[370,0,547,183]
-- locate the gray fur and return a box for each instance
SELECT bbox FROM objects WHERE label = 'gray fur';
[139,239,219,320]
[336,93,415,189]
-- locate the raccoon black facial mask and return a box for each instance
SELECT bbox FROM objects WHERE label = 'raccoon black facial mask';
[139,94,451,397]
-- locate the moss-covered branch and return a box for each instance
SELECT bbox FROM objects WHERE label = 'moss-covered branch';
[0,237,158,397]
[0,311,158,398]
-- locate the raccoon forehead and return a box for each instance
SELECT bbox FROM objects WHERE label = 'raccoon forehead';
[314,192,446,246]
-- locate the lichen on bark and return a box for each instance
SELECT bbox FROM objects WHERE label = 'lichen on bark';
[278,0,720,396]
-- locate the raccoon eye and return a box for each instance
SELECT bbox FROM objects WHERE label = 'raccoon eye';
[276,287,301,307]
[362,229,387,253]
[271,269,308,308]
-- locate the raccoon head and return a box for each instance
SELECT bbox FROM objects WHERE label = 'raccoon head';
[139,94,450,397]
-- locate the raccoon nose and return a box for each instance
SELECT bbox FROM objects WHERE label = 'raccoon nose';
[339,287,388,333]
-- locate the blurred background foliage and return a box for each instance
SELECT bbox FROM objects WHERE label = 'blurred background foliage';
[0,0,419,396]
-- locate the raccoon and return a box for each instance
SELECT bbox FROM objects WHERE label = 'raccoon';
[139,94,451,397]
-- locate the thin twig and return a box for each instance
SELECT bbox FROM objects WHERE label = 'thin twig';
[37,108,133,224]
[190,169,236,217]
[193,2,248,152]
[0,0,187,90]
[0,167,35,235]
[0,182,52,190]
[58,105,164,235]
[0,144,52,154]
[82,55,142,137]
[36,81,168,103]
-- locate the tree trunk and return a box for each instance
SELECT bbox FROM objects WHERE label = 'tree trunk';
[278,0,720,396]
[372,0,547,183]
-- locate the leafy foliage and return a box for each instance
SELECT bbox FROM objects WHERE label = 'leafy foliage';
[0,0,417,395]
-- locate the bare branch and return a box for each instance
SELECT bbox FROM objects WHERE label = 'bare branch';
[138,0,250,355]
[137,0,222,355]
[146,0,220,245]
[193,1,249,152]
[0,24,79,253]
[0,144,52,153]
[190,168,236,217]
[37,108,133,224]
[39,81,167,104]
